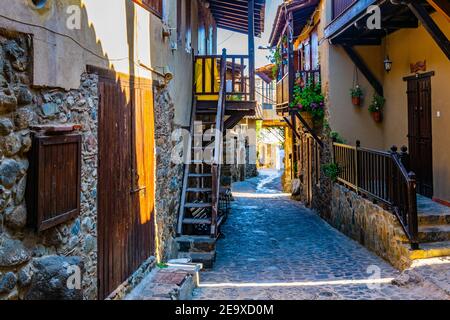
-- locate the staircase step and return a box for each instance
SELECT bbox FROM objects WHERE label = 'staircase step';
[186,188,212,193]
[183,218,212,225]
[176,235,216,252]
[407,241,450,260]
[418,224,450,243]
[418,212,450,226]
[188,173,212,178]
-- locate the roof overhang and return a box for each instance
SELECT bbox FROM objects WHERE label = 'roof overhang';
[269,0,320,47]
[208,0,266,37]
[324,0,435,46]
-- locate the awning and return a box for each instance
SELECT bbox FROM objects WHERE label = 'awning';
[209,0,266,37]
[324,0,435,45]
[269,0,320,46]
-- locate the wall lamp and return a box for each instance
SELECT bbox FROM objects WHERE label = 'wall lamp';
[139,61,174,88]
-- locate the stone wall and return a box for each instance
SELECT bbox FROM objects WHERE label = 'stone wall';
[0,30,98,299]
[154,89,183,262]
[329,184,413,270]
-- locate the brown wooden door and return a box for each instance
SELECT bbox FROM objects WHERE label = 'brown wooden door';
[407,75,433,198]
[96,68,155,300]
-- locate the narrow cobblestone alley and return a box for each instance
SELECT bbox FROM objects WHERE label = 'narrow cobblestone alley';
[193,170,449,300]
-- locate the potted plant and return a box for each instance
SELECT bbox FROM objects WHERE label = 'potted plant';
[368,93,385,123]
[350,85,363,106]
[282,35,288,49]
[290,80,325,130]
[268,48,282,80]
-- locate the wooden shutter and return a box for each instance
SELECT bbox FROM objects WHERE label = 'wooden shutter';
[133,0,163,17]
[27,133,82,232]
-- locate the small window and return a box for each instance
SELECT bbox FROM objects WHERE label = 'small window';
[26,131,82,232]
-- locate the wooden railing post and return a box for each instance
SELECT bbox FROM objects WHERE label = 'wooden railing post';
[400,145,410,171]
[407,171,419,250]
[210,48,227,238]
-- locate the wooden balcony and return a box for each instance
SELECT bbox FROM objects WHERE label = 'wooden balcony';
[194,54,256,116]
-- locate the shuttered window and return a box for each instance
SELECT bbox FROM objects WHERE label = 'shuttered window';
[27,133,82,232]
[133,0,163,17]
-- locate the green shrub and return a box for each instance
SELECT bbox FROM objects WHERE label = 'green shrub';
[323,163,340,182]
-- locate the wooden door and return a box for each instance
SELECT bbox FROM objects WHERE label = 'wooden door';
[407,75,433,198]
[96,68,155,300]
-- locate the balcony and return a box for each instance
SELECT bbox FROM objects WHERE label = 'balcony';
[194,54,256,115]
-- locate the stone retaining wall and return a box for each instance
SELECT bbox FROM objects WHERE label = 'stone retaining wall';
[328,184,413,270]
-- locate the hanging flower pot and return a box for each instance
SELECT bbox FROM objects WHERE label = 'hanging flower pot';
[371,111,383,123]
[368,93,386,123]
[352,96,361,106]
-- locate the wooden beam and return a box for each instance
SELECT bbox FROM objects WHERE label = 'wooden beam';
[248,0,256,101]
[408,1,450,61]
[342,45,384,96]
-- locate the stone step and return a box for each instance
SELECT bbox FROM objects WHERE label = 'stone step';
[418,211,450,226]
[417,195,450,226]
[178,251,216,269]
[406,241,450,260]
[418,224,450,243]
[184,203,212,209]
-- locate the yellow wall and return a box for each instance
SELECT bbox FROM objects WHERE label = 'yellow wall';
[383,13,450,202]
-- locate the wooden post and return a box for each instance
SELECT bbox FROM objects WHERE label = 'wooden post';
[248,0,256,101]
[408,172,419,250]
[355,140,361,193]
[408,1,450,61]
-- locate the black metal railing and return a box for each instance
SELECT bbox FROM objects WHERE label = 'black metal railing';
[333,141,419,249]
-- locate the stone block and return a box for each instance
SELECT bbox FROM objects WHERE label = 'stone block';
[24,256,84,300]
[0,234,31,267]
[40,102,59,117]
[0,272,17,294]
[5,203,27,230]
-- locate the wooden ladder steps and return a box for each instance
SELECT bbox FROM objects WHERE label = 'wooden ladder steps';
[185,202,213,209]
[183,218,212,225]
[188,173,212,178]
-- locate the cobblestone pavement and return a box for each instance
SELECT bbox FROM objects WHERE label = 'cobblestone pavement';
[193,170,449,300]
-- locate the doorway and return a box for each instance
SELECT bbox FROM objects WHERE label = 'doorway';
[93,66,156,299]
[406,72,434,198]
